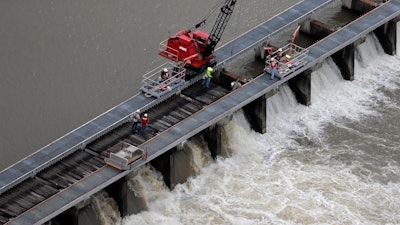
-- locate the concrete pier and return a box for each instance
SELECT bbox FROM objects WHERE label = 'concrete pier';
[332,43,355,81]
[289,69,312,106]
[300,18,356,81]
[52,208,78,225]
[374,18,400,55]
[150,146,193,189]
[242,90,277,134]
[204,121,233,158]
[105,177,127,216]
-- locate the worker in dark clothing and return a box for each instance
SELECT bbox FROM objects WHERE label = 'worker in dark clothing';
[160,68,170,81]
[140,113,149,135]
[131,109,140,133]
[202,67,213,88]
[230,81,242,91]
[276,48,283,61]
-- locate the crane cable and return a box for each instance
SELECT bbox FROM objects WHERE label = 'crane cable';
[191,0,227,31]
[231,0,241,56]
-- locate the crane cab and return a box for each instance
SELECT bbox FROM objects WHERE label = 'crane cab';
[159,29,212,69]
[158,0,236,70]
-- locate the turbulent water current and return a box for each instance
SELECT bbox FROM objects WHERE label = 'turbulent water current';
[88,34,400,225]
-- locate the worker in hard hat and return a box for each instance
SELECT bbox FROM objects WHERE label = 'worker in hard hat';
[131,109,140,133]
[202,67,213,88]
[160,68,170,81]
[276,48,283,61]
[140,113,149,135]
[269,58,278,80]
[230,81,242,91]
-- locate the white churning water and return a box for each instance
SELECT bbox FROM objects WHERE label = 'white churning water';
[96,33,400,225]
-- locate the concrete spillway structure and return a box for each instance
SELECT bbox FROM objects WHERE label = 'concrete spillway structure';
[1,0,400,224]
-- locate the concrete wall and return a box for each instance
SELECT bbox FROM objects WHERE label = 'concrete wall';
[342,0,379,13]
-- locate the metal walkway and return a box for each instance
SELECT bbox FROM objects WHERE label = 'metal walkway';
[5,0,400,224]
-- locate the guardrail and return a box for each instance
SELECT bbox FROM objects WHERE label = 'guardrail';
[159,40,179,62]
[141,62,187,98]
[265,43,309,79]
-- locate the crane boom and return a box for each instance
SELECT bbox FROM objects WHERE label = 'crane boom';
[204,0,237,57]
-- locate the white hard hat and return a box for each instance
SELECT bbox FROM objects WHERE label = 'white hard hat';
[207,67,213,72]
[278,48,282,52]
[163,68,168,72]
[144,113,148,117]
[231,82,235,87]
[136,109,140,113]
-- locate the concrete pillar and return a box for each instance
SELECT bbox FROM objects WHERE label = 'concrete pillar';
[342,0,378,13]
[150,149,172,188]
[243,94,267,134]
[103,175,147,216]
[332,43,355,81]
[77,204,101,225]
[203,120,233,158]
[300,19,336,39]
[51,207,79,225]
[150,146,193,189]
[374,18,400,56]
[105,177,127,217]
[204,124,223,158]
[288,69,311,106]
[204,124,221,159]
[169,145,193,188]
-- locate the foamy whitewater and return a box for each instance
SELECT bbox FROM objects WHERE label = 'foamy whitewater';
[93,34,400,225]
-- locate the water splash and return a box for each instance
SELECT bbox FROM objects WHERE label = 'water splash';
[115,33,400,225]
[127,165,169,205]
[91,191,121,225]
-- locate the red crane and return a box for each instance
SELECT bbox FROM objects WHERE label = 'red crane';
[158,0,237,71]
